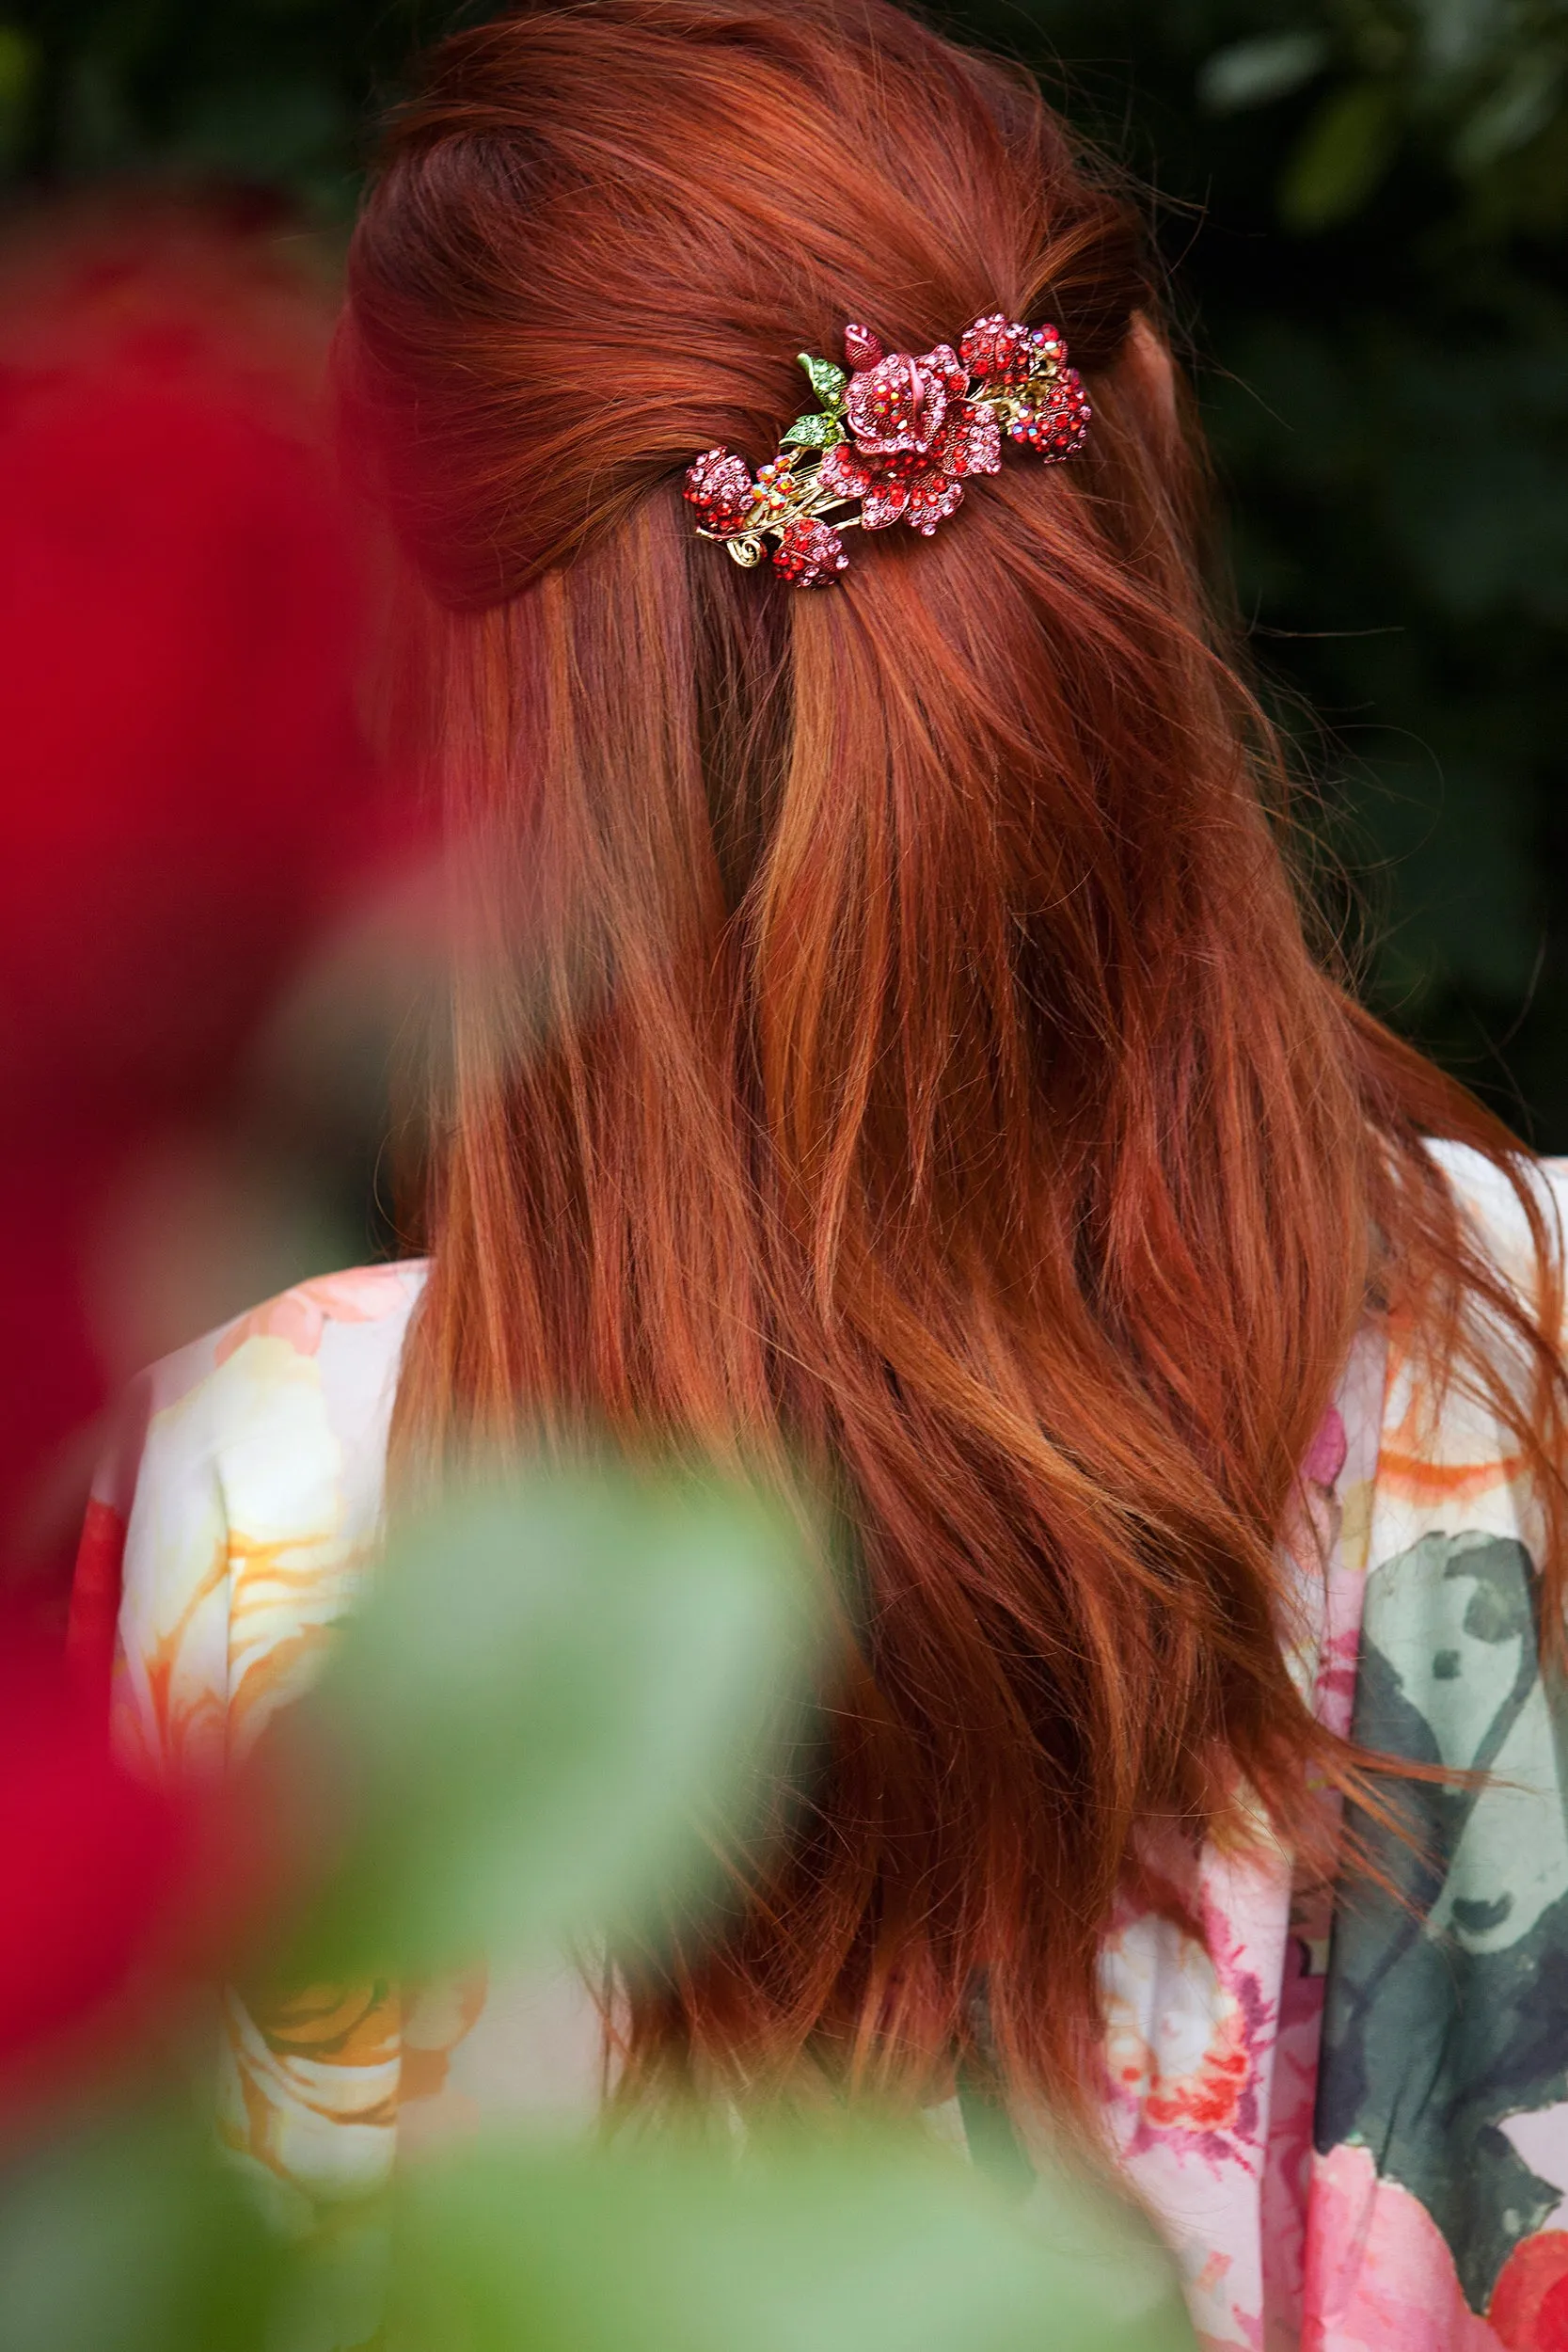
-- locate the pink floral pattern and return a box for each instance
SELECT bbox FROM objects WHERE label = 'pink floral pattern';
[1302,2146,1503,2351]
[817,329,1006,534]
[817,391,1002,534]
[214,1264,412,1366]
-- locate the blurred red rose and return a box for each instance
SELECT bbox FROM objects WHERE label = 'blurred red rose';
[0,1622,192,2084]
[0,199,415,1597]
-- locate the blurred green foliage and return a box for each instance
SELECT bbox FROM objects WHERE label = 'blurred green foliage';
[1,2101,1193,2352]
[390,2122,1189,2352]
[0,1463,1195,2351]
[282,1466,816,1979]
[0,2104,287,2352]
[0,1,430,211]
[2,0,1566,1138]
[984,0,1568,1145]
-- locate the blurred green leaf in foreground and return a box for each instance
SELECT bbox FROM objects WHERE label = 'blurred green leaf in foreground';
[1196,0,1568,230]
[0,1455,1193,2351]
[277,1462,821,1980]
[0,2104,288,2352]
[388,2122,1192,2352]
[0,2104,1193,2352]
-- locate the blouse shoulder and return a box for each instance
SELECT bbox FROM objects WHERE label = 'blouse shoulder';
[1311,1143,1568,2342]
[1421,1136,1568,1292]
[79,1263,425,1783]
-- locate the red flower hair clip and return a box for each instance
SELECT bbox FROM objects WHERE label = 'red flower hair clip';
[684,315,1091,587]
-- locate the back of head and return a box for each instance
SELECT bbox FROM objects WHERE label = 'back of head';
[345,0,1563,2116]
[349,0,1148,598]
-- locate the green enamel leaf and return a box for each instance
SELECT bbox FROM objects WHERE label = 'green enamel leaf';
[797,352,848,406]
[782,411,846,449]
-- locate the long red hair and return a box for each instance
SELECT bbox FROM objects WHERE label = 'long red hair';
[344,0,1565,2119]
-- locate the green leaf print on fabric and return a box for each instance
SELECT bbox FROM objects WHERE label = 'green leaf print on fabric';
[1317,1530,1568,2311]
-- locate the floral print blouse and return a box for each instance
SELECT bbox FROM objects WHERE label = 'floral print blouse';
[72,1142,1568,2352]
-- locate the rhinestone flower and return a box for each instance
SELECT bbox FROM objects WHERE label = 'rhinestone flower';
[772,516,848,586]
[682,447,755,533]
[1009,366,1093,462]
[844,344,967,458]
[818,392,1000,533]
[958,312,1035,388]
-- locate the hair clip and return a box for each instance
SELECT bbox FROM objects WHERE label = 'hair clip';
[683,315,1091,587]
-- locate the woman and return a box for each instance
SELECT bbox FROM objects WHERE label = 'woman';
[81,3,1568,2344]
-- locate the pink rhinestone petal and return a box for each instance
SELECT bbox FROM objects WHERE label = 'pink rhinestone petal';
[958,313,1001,375]
[922,343,968,398]
[965,409,1003,475]
[904,472,964,533]
[817,442,875,501]
[935,402,1002,480]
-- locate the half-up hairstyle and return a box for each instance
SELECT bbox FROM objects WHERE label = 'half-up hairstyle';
[344,0,1568,2122]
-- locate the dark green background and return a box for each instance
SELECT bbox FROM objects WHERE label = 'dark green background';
[7,0,1566,1143]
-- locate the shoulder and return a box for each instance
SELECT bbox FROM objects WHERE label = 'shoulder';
[1419,1136,1568,1321]
[88,1263,427,1778]
[1362,1141,1568,1564]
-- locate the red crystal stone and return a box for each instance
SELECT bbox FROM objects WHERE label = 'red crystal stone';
[683,446,755,533]
[772,516,849,587]
[958,312,1034,388]
[844,323,884,370]
[855,443,971,533]
[926,343,967,397]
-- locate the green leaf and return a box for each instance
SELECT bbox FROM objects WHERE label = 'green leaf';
[276,1463,818,1979]
[1197,32,1329,115]
[782,411,847,449]
[1453,53,1566,172]
[1418,0,1509,77]
[1280,82,1402,230]
[797,352,847,406]
[389,2122,1196,2352]
[0,2105,287,2352]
